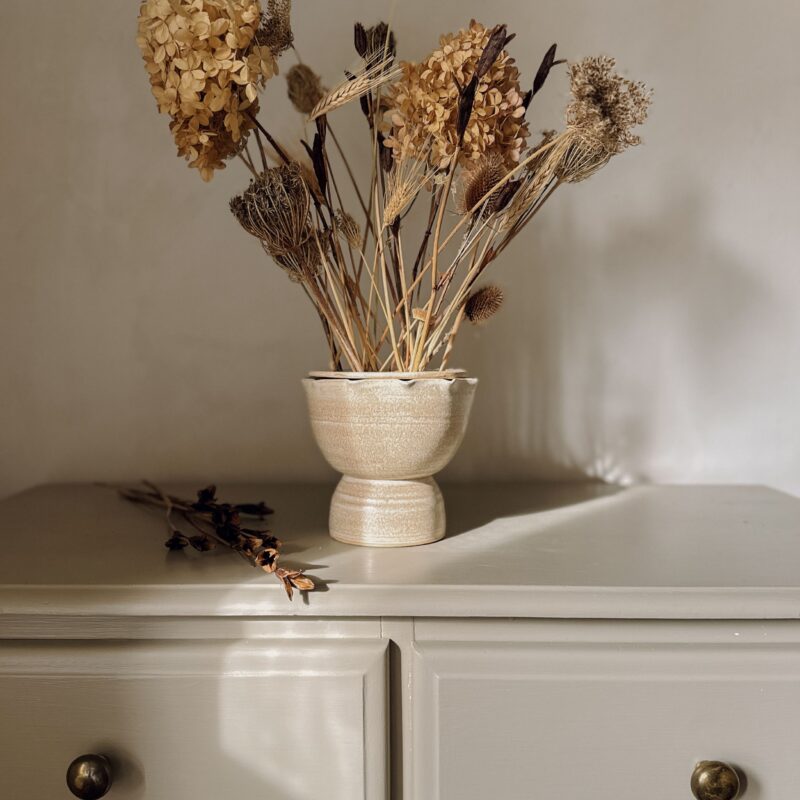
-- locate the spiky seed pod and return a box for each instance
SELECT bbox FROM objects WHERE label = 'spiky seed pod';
[464,285,504,324]
[457,153,508,216]
[255,0,293,57]
[286,64,325,114]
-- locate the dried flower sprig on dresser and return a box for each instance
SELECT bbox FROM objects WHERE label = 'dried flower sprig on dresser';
[138,5,652,370]
[117,482,314,599]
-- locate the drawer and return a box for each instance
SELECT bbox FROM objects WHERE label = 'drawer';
[413,621,800,800]
[0,637,387,799]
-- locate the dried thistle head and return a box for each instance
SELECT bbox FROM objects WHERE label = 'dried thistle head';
[230,163,320,278]
[464,285,504,324]
[255,0,293,57]
[566,56,652,155]
[286,63,325,114]
[457,153,508,216]
[137,0,278,181]
[383,20,529,170]
[334,210,362,249]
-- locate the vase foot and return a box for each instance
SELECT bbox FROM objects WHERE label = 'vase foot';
[329,475,445,547]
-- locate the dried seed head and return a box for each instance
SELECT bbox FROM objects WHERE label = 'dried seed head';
[566,56,652,155]
[309,55,400,121]
[464,285,504,324]
[286,64,325,114]
[230,163,320,278]
[554,129,611,183]
[457,153,508,216]
[382,140,435,226]
[255,0,293,57]
[334,210,362,249]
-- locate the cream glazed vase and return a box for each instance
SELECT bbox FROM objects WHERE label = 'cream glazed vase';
[303,371,478,547]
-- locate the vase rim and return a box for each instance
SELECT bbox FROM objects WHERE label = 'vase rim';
[306,369,472,381]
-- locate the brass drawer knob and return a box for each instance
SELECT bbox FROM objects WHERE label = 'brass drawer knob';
[691,760,742,800]
[66,754,113,799]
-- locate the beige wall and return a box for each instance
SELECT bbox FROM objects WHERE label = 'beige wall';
[1,1,799,499]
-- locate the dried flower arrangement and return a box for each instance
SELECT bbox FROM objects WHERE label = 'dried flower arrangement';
[118,482,315,598]
[137,3,652,371]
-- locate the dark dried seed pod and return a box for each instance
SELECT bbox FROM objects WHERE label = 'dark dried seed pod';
[364,22,396,65]
[165,533,189,551]
[456,76,479,144]
[354,22,368,59]
[189,535,215,552]
[525,43,565,109]
[235,501,274,517]
[475,24,513,80]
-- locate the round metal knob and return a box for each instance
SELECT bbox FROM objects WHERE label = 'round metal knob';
[66,754,112,799]
[691,760,742,800]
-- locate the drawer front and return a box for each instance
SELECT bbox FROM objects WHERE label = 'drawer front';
[413,621,800,800]
[0,637,387,799]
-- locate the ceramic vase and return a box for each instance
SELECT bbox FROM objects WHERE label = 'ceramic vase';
[303,371,477,547]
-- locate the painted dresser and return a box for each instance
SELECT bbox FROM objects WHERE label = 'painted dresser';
[1,483,799,799]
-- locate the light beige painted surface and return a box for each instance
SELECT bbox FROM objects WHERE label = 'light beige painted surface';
[2,487,799,798]
[1,1,799,499]
[413,620,800,799]
[0,637,388,799]
[2,482,800,618]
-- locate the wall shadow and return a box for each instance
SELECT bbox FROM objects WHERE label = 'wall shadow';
[451,185,775,486]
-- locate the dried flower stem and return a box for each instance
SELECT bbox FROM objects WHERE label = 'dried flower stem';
[115,482,315,599]
[142,11,651,372]
[411,148,459,369]
[247,111,291,164]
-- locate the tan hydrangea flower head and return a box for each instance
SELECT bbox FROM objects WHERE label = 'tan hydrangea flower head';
[382,20,529,170]
[137,0,278,181]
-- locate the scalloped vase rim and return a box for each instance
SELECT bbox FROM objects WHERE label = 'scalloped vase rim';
[306,369,476,383]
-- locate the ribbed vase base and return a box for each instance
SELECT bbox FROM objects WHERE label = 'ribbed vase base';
[329,475,445,547]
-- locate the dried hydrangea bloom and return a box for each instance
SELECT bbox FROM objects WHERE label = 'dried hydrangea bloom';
[382,20,528,170]
[137,0,278,180]
[566,56,652,155]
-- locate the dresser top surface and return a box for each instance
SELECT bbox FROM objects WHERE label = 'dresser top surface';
[1,482,798,619]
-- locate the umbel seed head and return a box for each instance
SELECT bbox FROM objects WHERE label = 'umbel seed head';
[464,285,504,324]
